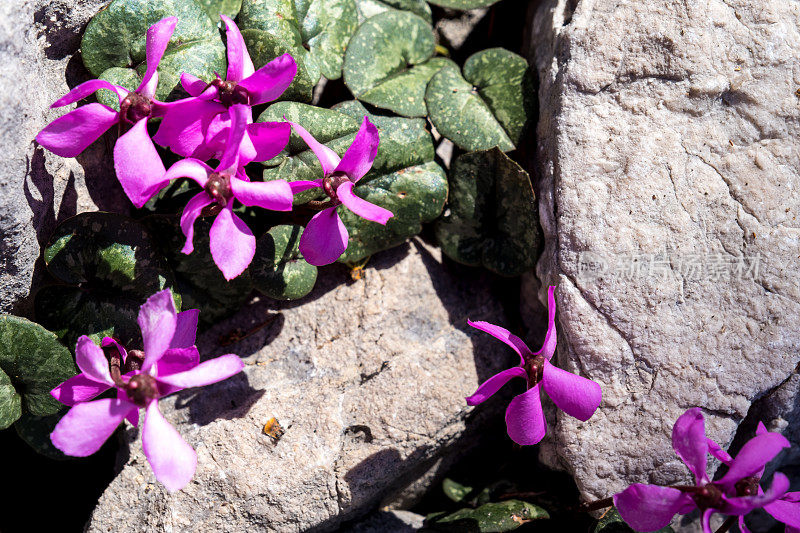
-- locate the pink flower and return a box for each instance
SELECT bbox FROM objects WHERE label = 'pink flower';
[153,15,295,163]
[465,285,602,445]
[36,17,179,208]
[160,104,293,280]
[614,409,793,533]
[288,116,394,265]
[50,290,244,492]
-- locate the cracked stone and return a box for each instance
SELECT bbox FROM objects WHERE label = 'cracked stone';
[87,242,512,532]
[527,1,800,530]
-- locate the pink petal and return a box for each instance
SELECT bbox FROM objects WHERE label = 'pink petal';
[180,73,210,97]
[170,309,199,349]
[672,408,710,484]
[505,385,546,445]
[164,158,213,188]
[247,121,291,163]
[290,179,324,194]
[180,192,214,255]
[142,401,197,492]
[209,206,256,280]
[613,484,695,532]
[333,116,379,183]
[51,79,127,108]
[738,516,751,533]
[74,336,113,386]
[156,347,201,379]
[707,437,733,464]
[218,104,249,172]
[51,374,112,406]
[101,337,128,362]
[239,53,297,105]
[138,16,178,97]
[114,118,169,208]
[157,354,244,389]
[533,285,557,360]
[756,421,769,436]
[117,388,139,427]
[36,103,118,158]
[718,432,791,486]
[221,14,254,82]
[723,472,791,515]
[465,366,526,406]
[298,206,348,266]
[288,121,340,176]
[50,398,136,457]
[764,494,800,528]
[138,290,178,372]
[541,360,601,422]
[336,181,393,224]
[467,320,531,365]
[231,177,292,211]
[701,508,714,533]
[152,98,227,157]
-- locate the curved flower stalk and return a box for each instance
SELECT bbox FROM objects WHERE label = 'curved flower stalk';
[288,117,394,265]
[465,285,602,445]
[50,290,244,492]
[153,15,294,164]
[36,17,179,208]
[613,408,794,532]
[161,104,293,280]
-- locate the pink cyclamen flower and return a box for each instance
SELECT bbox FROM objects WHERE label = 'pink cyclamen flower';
[153,14,294,163]
[465,285,602,445]
[614,408,793,532]
[50,290,244,492]
[36,17,179,208]
[161,104,293,280]
[288,116,394,265]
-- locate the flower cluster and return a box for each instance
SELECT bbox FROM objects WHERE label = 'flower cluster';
[50,290,244,492]
[36,16,393,278]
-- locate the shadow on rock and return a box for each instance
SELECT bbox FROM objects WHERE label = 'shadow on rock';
[174,371,265,427]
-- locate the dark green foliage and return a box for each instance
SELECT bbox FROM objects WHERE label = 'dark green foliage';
[251,225,318,300]
[594,508,675,533]
[424,500,549,532]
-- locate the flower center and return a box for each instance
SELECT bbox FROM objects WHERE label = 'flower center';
[210,78,249,107]
[104,345,159,407]
[125,374,159,407]
[735,476,760,497]
[120,92,152,124]
[205,172,234,208]
[523,354,546,386]
[688,483,724,510]
[322,172,351,202]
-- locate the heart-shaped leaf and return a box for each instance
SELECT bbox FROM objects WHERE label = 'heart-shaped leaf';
[81,0,227,101]
[0,316,76,426]
[194,0,242,20]
[343,11,444,117]
[426,48,533,151]
[0,367,21,430]
[251,225,318,300]
[426,0,501,9]
[96,67,141,110]
[594,508,675,533]
[434,148,541,276]
[337,160,447,263]
[36,212,180,348]
[424,500,549,532]
[241,29,318,102]
[238,0,358,82]
[353,0,431,23]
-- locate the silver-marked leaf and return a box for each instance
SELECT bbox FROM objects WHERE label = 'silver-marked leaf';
[241,28,318,102]
[252,225,318,300]
[343,11,437,116]
[426,0,501,8]
[0,367,21,430]
[424,500,549,532]
[194,0,242,20]
[337,160,447,264]
[81,0,227,101]
[426,48,533,151]
[434,148,541,276]
[353,0,431,23]
[443,478,474,503]
[0,316,76,421]
[96,67,140,110]
[238,0,357,81]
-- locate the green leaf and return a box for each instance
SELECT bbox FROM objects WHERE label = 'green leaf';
[424,500,549,532]
[81,0,226,101]
[594,508,674,533]
[443,478,474,503]
[194,0,242,20]
[426,0,501,8]
[0,316,76,421]
[238,0,358,81]
[240,28,318,102]
[0,367,21,430]
[337,160,447,263]
[96,67,141,110]
[434,148,541,276]
[425,48,534,151]
[251,225,318,300]
[15,410,70,460]
[37,212,180,348]
[143,215,254,326]
[353,0,431,23]
[343,11,442,117]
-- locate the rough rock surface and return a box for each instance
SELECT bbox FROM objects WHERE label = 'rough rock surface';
[88,243,512,532]
[529,0,800,524]
[0,1,128,314]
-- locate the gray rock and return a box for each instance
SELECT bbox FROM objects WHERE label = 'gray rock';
[87,242,513,532]
[529,0,800,522]
[0,1,129,314]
